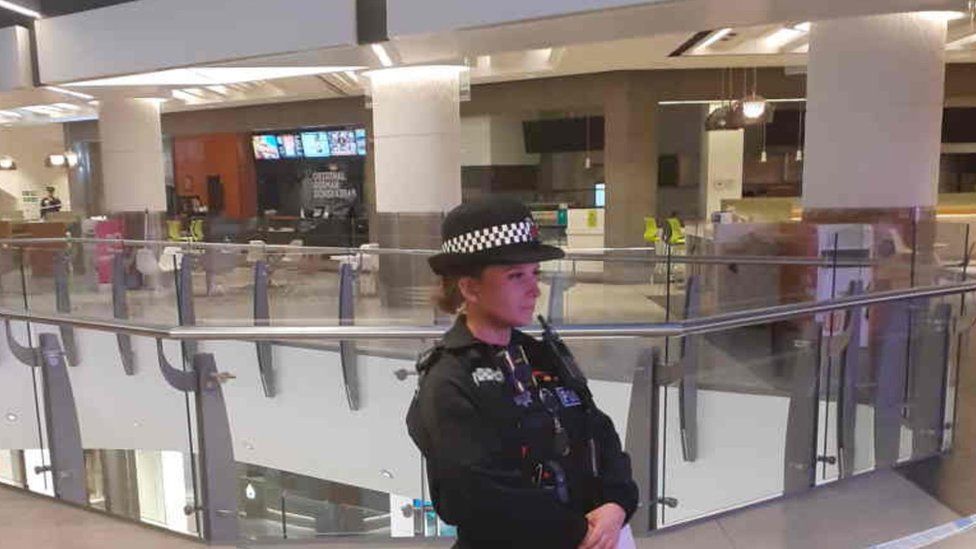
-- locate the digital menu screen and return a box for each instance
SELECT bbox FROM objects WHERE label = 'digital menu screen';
[355,128,367,155]
[277,134,303,158]
[301,132,331,158]
[258,128,367,159]
[328,130,358,156]
[252,135,280,160]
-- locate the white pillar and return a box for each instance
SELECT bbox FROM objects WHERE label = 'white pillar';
[802,13,947,210]
[701,103,744,219]
[98,97,166,213]
[367,66,463,213]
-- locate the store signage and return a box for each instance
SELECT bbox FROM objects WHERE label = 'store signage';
[302,167,361,215]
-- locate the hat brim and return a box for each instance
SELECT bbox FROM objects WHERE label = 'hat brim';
[428,242,565,276]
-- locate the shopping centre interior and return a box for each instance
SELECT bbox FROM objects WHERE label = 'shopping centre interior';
[5,0,976,547]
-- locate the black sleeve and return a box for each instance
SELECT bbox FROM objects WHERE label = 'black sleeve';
[419,368,588,548]
[590,407,640,523]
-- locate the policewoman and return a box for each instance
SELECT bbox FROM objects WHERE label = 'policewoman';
[407,197,638,549]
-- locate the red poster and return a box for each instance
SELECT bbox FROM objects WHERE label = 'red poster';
[95,219,124,284]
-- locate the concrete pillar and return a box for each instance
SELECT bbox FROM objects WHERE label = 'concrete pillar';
[802,13,947,210]
[98,97,167,214]
[701,103,744,219]
[603,74,657,280]
[366,66,464,307]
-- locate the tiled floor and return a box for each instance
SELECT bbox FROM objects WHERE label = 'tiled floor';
[0,484,201,548]
[4,470,965,549]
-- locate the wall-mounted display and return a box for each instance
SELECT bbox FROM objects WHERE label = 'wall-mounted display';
[252,135,280,160]
[301,132,331,158]
[277,134,303,158]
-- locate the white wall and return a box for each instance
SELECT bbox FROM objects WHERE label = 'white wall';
[0,26,32,92]
[701,105,744,219]
[461,115,539,167]
[35,0,357,84]
[388,0,663,37]
[0,125,70,218]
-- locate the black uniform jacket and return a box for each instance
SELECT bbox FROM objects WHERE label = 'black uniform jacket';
[406,316,639,548]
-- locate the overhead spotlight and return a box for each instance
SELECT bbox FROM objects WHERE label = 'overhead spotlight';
[0,156,15,170]
[46,152,78,168]
[705,105,741,131]
[741,95,768,119]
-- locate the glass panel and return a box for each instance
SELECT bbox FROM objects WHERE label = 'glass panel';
[657,315,821,526]
[213,335,425,543]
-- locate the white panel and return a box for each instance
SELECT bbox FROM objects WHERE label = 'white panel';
[202,340,426,499]
[0,321,43,450]
[35,0,357,84]
[62,330,191,452]
[98,98,167,212]
[660,387,790,525]
[387,0,668,37]
[802,13,946,209]
[0,26,32,92]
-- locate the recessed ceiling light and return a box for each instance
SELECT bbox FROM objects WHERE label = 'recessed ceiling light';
[695,28,733,52]
[64,66,365,88]
[371,44,394,67]
[5,412,18,422]
[0,1,40,18]
[46,86,94,101]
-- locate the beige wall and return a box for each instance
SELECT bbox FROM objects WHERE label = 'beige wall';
[0,124,69,219]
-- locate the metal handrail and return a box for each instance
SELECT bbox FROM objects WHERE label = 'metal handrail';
[5,281,975,341]
[0,237,912,267]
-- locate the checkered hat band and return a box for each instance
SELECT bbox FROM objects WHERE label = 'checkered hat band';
[442,219,538,254]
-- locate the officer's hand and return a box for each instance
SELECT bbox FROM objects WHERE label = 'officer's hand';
[579,503,626,549]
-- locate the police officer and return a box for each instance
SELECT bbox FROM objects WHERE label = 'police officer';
[406,197,638,549]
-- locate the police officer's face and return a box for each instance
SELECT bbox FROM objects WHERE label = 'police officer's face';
[462,262,541,327]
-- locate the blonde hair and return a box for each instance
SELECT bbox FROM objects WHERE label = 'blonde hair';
[433,267,486,314]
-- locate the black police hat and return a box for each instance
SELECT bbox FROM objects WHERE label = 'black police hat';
[428,197,565,276]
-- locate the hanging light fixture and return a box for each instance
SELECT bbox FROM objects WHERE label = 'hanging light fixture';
[735,67,770,125]
[760,121,768,163]
[584,115,592,169]
[795,108,804,162]
[706,68,743,131]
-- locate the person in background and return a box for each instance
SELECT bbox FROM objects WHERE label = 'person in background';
[40,186,62,218]
[406,197,638,549]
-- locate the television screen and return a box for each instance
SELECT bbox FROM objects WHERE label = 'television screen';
[328,130,357,156]
[594,183,606,208]
[252,135,280,160]
[301,132,331,158]
[355,128,367,155]
[277,134,302,158]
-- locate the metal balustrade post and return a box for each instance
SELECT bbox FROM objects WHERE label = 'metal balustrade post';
[253,261,276,397]
[339,262,360,411]
[157,346,238,544]
[54,251,79,366]
[36,333,86,504]
[3,322,86,505]
[837,281,864,479]
[908,302,953,458]
[783,322,823,495]
[546,271,575,325]
[175,253,199,361]
[112,253,136,375]
[624,347,660,532]
[679,276,700,462]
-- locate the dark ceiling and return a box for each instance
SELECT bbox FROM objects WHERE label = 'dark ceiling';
[0,0,138,28]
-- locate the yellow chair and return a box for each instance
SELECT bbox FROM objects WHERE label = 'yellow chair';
[166,219,183,241]
[665,217,686,246]
[643,217,660,245]
[189,218,205,242]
